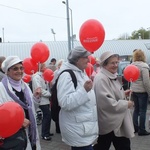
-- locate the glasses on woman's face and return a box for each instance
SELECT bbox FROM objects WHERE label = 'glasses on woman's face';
[10,66,24,71]
[108,61,119,66]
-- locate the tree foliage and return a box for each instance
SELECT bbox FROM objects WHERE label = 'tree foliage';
[117,27,150,40]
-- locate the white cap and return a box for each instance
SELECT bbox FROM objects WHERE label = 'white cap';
[1,56,22,73]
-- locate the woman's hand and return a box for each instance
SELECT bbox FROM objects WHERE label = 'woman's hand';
[125,89,132,96]
[33,87,41,99]
[22,118,30,128]
[84,80,93,92]
[128,100,134,108]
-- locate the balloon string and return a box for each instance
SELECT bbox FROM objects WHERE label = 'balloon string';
[89,59,92,79]
[129,79,133,101]
[38,62,41,72]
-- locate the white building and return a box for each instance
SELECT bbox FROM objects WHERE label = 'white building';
[0,40,150,64]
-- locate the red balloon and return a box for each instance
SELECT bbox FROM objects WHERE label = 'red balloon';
[23,74,31,83]
[85,63,94,77]
[23,57,38,75]
[79,19,105,52]
[88,55,96,65]
[0,101,24,138]
[31,42,50,63]
[43,69,54,82]
[123,65,140,82]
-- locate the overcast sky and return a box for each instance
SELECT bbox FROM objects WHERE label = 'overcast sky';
[0,0,150,42]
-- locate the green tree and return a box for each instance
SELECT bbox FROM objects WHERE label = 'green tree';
[117,27,150,40]
[130,27,149,39]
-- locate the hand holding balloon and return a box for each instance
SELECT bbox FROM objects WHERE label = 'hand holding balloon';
[128,101,134,109]
[125,89,132,97]
[22,118,30,128]
[33,87,41,99]
[84,80,93,92]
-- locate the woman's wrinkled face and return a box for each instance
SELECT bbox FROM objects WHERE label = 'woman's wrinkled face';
[104,56,119,74]
[7,63,24,81]
[76,56,90,71]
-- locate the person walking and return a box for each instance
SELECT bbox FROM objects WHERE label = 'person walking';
[131,49,150,136]
[93,51,134,150]
[0,56,41,150]
[56,46,98,150]
[32,63,53,141]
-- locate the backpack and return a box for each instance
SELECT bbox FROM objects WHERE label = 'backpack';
[51,69,77,122]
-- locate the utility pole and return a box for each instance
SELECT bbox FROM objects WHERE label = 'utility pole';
[64,0,71,52]
[51,28,56,41]
[2,28,4,42]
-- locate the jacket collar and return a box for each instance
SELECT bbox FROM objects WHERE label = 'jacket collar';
[101,67,118,80]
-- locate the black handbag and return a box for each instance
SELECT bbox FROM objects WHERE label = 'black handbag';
[0,128,27,150]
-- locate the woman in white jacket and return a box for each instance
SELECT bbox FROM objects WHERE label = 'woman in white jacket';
[32,63,53,141]
[0,56,41,150]
[57,46,98,150]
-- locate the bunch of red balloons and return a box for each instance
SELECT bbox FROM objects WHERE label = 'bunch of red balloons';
[22,42,50,75]
[22,42,54,82]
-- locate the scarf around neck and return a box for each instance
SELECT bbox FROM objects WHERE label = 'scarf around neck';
[1,76,36,146]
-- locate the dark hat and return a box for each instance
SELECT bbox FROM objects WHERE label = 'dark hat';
[67,46,91,63]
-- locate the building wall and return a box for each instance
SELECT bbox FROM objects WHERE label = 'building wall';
[0,40,150,64]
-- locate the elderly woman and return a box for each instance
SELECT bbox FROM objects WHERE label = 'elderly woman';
[56,46,98,150]
[131,49,150,136]
[93,51,134,150]
[0,56,41,150]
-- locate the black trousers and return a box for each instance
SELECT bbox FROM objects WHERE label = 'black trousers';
[39,104,51,137]
[93,131,131,150]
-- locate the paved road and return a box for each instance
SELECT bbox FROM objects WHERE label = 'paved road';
[39,105,150,150]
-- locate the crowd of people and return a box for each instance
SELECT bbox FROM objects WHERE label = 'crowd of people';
[0,46,150,150]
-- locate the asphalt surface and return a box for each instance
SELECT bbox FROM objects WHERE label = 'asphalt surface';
[39,105,150,150]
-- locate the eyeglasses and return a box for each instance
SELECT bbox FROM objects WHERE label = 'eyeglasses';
[108,61,119,66]
[10,66,24,71]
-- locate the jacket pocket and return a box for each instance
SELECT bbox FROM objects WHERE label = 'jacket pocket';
[75,112,94,123]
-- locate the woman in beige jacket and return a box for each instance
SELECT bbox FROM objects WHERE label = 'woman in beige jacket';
[93,51,134,150]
